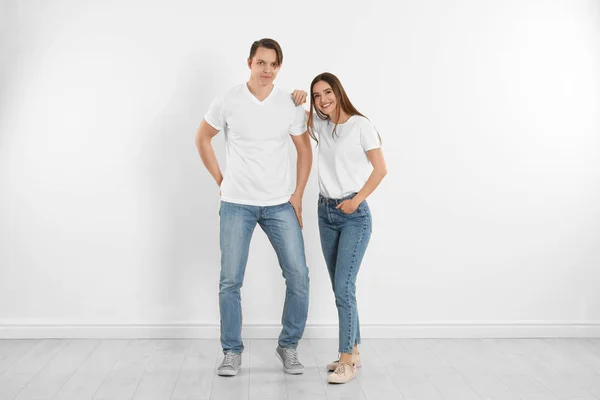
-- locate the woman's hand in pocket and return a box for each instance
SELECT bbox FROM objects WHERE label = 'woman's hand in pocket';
[336,199,359,214]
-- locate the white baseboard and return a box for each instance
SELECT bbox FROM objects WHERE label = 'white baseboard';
[1,321,599,339]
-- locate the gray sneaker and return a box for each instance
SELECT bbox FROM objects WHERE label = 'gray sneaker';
[217,352,241,376]
[275,346,304,374]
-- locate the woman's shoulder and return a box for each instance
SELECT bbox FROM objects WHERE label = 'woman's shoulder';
[351,115,381,143]
[351,115,374,128]
[347,115,376,136]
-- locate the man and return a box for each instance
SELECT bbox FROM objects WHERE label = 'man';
[195,38,311,376]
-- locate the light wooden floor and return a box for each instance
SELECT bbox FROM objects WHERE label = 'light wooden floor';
[0,338,599,400]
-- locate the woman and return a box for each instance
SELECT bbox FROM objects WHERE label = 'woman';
[308,72,387,384]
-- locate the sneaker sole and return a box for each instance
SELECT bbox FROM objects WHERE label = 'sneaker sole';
[328,375,357,384]
[275,350,304,375]
[217,368,238,376]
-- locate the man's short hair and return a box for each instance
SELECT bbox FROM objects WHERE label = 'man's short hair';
[249,38,283,66]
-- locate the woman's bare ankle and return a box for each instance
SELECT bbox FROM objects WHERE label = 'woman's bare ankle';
[339,353,353,364]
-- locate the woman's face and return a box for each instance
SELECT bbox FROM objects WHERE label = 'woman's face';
[312,81,337,117]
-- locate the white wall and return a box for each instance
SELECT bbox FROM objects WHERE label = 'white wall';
[1,0,599,338]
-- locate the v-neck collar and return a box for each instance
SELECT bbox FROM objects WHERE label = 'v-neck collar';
[245,82,275,105]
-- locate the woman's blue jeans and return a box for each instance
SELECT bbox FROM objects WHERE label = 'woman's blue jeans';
[318,193,372,354]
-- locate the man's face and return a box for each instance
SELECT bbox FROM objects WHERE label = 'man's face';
[248,47,280,85]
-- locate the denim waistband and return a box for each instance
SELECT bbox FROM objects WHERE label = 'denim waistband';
[318,193,357,205]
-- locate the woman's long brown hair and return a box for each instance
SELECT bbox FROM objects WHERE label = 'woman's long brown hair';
[307,72,367,143]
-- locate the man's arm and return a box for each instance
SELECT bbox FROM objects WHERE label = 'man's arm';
[195,119,223,188]
[289,132,313,228]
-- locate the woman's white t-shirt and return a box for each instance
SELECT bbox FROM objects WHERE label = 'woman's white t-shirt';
[204,84,307,206]
[312,114,381,199]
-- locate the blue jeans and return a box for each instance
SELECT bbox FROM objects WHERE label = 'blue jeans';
[219,200,310,354]
[318,193,372,354]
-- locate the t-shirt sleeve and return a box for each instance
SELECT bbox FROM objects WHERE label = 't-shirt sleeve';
[360,119,382,151]
[204,96,225,131]
[289,106,308,136]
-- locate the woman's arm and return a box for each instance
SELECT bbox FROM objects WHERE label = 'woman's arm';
[336,148,387,213]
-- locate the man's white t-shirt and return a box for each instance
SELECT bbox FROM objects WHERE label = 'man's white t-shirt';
[204,84,307,206]
[312,114,381,199]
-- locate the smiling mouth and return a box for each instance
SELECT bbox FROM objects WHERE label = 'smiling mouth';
[321,102,332,109]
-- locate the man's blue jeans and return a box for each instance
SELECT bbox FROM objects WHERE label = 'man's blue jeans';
[318,193,372,354]
[219,200,310,354]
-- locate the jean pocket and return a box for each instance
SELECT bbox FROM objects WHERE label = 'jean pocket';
[340,207,359,216]
[340,200,367,216]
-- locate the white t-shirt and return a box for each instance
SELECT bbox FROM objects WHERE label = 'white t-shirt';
[312,114,381,199]
[204,84,307,206]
